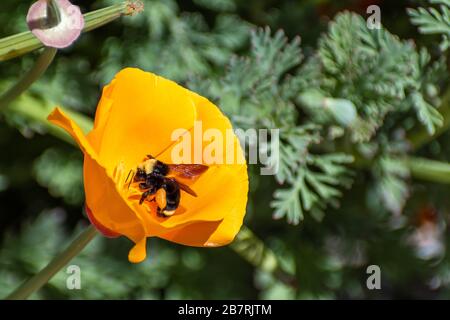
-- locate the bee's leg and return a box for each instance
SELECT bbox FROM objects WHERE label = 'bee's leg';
[139,182,148,190]
[156,207,165,217]
[139,191,151,205]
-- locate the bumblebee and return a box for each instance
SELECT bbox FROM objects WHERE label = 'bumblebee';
[131,155,208,217]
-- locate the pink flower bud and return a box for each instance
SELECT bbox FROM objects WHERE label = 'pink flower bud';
[27,0,84,49]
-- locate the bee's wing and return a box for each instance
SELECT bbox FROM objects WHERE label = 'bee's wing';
[168,164,208,181]
[177,182,198,197]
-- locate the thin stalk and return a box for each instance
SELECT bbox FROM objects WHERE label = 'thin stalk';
[6,225,98,300]
[0,47,57,110]
[351,151,450,185]
[403,156,450,184]
[7,93,93,141]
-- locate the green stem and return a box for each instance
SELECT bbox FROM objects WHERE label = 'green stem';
[403,156,450,184]
[230,226,297,288]
[7,93,93,142]
[0,47,57,110]
[6,225,98,300]
[352,153,450,185]
[351,152,450,185]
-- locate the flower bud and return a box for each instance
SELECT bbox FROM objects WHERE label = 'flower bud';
[299,90,358,127]
[26,0,84,49]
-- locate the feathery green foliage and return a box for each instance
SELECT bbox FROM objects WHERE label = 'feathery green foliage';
[300,13,444,140]
[191,9,447,222]
[294,12,446,215]
[190,28,356,224]
[33,148,84,205]
[408,0,450,50]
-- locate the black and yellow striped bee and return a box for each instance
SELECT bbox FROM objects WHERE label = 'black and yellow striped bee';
[130,155,208,217]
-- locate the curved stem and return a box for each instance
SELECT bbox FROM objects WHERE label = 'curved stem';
[230,226,297,288]
[0,47,57,110]
[6,225,98,300]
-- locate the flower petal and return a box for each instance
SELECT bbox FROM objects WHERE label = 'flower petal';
[128,237,147,263]
[47,107,146,244]
[87,68,247,235]
[160,220,223,246]
[87,68,197,174]
[158,164,248,244]
[157,165,248,229]
[85,205,120,238]
[157,87,249,240]
[49,68,249,261]
[86,84,115,152]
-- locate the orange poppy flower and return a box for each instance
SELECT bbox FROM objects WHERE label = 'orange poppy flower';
[47,68,248,263]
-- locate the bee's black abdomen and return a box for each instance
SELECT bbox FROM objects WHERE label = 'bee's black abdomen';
[162,178,181,211]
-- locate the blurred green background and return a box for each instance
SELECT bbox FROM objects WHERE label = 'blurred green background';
[1,0,450,299]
